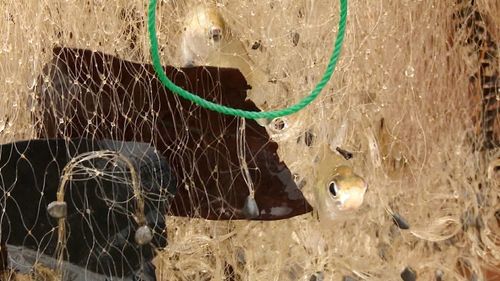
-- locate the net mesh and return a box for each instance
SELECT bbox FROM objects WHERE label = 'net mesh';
[0,0,499,280]
[0,138,174,280]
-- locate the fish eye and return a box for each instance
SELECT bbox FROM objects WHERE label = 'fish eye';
[328,181,338,197]
[269,117,287,131]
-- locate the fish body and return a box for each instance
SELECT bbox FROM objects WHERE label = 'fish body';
[180,5,228,67]
[312,147,368,222]
[180,4,276,108]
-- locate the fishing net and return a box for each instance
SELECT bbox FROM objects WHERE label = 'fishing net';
[0,0,499,280]
[1,139,174,280]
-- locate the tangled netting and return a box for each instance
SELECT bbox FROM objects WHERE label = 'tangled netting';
[0,0,499,280]
[146,0,347,119]
[1,139,175,280]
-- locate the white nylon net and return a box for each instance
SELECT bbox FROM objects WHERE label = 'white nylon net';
[0,0,498,280]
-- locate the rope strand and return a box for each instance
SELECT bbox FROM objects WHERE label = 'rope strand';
[147,0,347,119]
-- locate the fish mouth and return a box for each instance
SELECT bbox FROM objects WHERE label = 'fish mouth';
[212,33,222,42]
[209,27,223,42]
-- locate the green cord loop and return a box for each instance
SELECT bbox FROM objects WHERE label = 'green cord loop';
[147,0,347,119]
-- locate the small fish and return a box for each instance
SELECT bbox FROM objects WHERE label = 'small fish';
[312,146,368,222]
[180,5,255,75]
[179,4,281,108]
[180,5,228,67]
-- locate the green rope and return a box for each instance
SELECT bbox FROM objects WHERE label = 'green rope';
[147,0,347,119]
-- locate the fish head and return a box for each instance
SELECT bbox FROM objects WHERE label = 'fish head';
[314,152,368,222]
[182,5,228,63]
